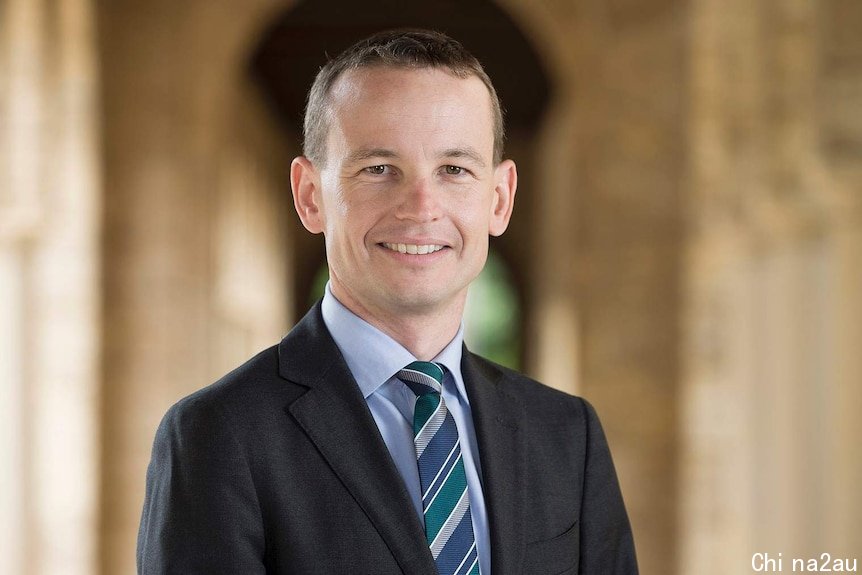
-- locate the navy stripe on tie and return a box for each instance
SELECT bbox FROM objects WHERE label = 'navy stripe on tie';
[422,443,461,505]
[435,508,478,574]
[418,414,459,480]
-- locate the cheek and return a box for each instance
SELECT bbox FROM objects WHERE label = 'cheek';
[327,204,380,251]
[451,186,494,219]
[332,187,352,217]
[454,205,492,239]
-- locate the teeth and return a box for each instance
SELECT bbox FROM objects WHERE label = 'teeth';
[383,243,444,255]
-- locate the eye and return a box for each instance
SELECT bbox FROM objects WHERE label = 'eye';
[443,165,465,176]
[364,165,388,175]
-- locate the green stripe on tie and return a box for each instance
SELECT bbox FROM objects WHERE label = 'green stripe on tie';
[407,361,444,382]
[413,394,440,435]
[423,456,467,542]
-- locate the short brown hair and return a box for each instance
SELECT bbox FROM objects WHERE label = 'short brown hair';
[303,29,505,166]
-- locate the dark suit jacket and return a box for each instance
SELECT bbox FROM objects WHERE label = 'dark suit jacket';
[137,303,638,574]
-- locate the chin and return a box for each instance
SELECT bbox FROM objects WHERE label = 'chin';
[388,295,442,313]
[378,286,463,316]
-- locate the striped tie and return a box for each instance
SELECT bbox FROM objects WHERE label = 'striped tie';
[397,361,480,575]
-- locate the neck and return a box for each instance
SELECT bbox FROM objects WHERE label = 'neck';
[329,283,464,360]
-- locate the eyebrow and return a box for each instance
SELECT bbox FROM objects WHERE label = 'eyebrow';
[345,148,399,164]
[440,147,486,169]
[344,146,488,168]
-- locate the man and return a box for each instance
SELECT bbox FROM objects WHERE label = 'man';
[138,29,637,575]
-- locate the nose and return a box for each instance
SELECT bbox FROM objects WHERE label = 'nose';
[394,177,441,222]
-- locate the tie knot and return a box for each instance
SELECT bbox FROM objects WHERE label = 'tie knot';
[396,361,444,396]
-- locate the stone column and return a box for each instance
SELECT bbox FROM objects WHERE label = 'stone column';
[682,0,862,570]
[210,79,293,377]
[681,0,763,569]
[501,2,686,573]
[97,1,291,572]
[817,0,862,557]
[0,0,102,573]
[500,0,584,397]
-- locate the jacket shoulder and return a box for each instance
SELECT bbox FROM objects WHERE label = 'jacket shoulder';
[465,352,593,422]
[157,343,299,441]
[178,344,280,403]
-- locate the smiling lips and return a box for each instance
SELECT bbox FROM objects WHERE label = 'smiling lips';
[381,242,446,255]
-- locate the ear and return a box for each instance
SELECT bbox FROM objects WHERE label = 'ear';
[489,159,517,237]
[290,156,324,234]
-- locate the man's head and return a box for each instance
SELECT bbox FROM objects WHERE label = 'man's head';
[303,29,505,167]
[291,29,516,331]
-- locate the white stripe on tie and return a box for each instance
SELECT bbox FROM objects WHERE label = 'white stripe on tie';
[422,442,460,502]
[423,451,463,513]
[414,399,446,457]
[399,368,442,393]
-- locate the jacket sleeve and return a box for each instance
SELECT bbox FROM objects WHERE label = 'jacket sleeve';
[136,396,266,574]
[578,399,639,574]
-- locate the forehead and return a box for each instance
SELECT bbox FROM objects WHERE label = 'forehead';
[325,66,495,158]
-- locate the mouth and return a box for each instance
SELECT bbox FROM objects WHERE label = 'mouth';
[381,242,447,255]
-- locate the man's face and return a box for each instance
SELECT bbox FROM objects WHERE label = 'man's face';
[293,66,516,322]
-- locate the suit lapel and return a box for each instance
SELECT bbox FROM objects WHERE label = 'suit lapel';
[278,305,437,575]
[462,350,527,575]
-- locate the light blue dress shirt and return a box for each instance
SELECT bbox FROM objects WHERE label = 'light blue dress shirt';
[321,285,490,575]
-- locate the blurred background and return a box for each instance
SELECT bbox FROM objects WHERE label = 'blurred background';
[1,0,860,573]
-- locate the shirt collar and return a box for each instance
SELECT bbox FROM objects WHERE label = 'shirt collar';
[320,283,467,401]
